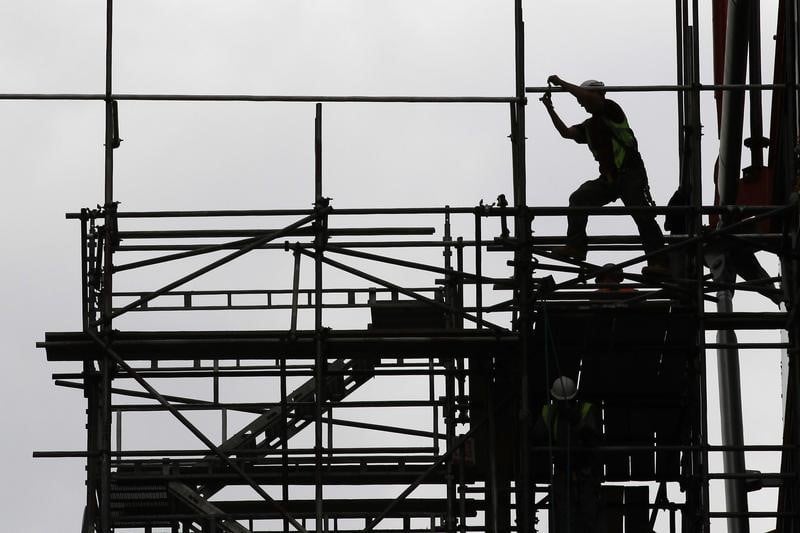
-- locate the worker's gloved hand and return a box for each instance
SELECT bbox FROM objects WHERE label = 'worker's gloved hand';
[540,91,553,109]
[547,74,562,86]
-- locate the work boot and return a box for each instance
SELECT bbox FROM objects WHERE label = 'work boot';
[641,257,670,278]
[550,245,586,262]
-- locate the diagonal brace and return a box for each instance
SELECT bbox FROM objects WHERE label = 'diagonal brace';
[85,329,308,533]
[95,209,329,325]
[363,394,509,532]
[113,230,300,273]
[294,247,508,333]
[324,245,497,285]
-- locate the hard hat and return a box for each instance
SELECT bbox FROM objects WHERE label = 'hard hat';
[596,263,624,284]
[580,79,605,89]
[550,376,578,400]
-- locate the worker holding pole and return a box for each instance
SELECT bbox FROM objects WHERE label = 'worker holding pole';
[535,376,604,533]
[540,75,668,276]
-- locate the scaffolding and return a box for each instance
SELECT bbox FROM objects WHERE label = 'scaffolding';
[19,0,800,532]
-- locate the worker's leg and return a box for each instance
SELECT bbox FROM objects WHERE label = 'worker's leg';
[617,163,665,258]
[575,470,604,533]
[550,469,570,533]
[566,177,616,256]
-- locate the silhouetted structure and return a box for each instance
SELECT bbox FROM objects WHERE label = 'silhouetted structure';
[17,1,800,532]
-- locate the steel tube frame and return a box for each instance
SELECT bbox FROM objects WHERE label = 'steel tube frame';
[293,247,508,332]
[35,1,800,531]
[85,329,309,533]
[362,396,506,533]
[99,209,327,324]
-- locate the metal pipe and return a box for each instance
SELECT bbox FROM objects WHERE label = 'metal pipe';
[113,231,307,272]
[512,1,531,531]
[454,241,467,533]
[474,214,483,327]
[35,443,799,458]
[116,226,434,239]
[782,2,800,526]
[212,359,220,405]
[429,357,439,456]
[716,296,750,532]
[59,367,463,380]
[291,249,302,335]
[0,93,519,103]
[713,5,753,530]
[98,2,116,530]
[445,359,457,533]
[689,11,703,215]
[718,0,752,208]
[442,209,456,533]
[324,244,493,284]
[69,203,788,219]
[748,0,766,168]
[313,103,325,533]
[111,229,789,254]
[685,4,711,530]
[4,85,793,103]
[281,329,290,533]
[319,416,446,440]
[486,359,500,533]
[526,83,785,93]
[676,0,687,180]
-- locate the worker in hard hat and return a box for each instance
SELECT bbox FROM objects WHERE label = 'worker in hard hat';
[540,75,668,277]
[595,263,636,294]
[534,376,604,533]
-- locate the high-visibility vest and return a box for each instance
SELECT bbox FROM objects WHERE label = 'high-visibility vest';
[541,402,595,441]
[585,115,639,170]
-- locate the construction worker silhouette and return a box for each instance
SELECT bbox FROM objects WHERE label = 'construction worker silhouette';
[535,376,604,533]
[541,75,668,277]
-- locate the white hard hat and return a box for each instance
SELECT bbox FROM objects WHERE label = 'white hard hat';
[580,79,605,89]
[550,376,578,400]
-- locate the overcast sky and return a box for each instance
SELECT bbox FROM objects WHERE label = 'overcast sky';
[0,1,787,531]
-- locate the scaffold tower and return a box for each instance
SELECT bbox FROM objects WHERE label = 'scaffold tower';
[19,0,800,532]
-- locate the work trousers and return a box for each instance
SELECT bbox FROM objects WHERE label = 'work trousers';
[550,467,604,533]
[566,160,664,258]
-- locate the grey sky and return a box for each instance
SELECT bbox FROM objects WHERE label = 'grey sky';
[0,1,786,530]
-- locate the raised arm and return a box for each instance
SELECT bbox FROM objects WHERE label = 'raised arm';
[540,91,581,140]
[547,74,605,114]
